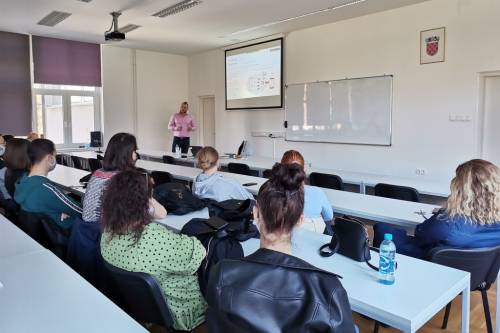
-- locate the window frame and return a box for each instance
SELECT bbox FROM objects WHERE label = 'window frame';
[33,85,101,148]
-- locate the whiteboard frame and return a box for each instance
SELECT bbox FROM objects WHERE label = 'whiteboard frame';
[284,74,393,146]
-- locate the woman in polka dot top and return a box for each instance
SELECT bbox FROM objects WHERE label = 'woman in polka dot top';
[100,169,207,331]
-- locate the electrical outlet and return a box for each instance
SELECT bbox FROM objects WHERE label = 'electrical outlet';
[415,168,426,176]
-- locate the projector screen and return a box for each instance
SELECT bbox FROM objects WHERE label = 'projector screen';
[225,38,283,110]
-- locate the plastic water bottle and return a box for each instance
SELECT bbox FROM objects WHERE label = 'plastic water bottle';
[175,145,181,157]
[378,233,396,285]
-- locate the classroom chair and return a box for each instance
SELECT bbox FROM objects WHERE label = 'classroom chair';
[429,245,500,333]
[227,162,252,176]
[263,169,272,179]
[103,261,176,332]
[309,172,345,191]
[96,154,104,161]
[71,155,88,171]
[56,154,65,165]
[151,171,173,187]
[374,183,420,202]
[17,210,69,260]
[162,155,176,165]
[88,158,102,173]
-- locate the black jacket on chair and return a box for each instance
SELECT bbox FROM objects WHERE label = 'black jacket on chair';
[206,248,356,333]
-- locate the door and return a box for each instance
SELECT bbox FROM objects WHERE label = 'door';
[482,76,500,165]
[202,97,215,147]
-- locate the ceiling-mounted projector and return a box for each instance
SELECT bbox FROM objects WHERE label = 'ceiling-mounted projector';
[105,12,125,41]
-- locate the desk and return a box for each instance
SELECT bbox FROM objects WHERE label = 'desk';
[138,150,450,197]
[0,250,147,333]
[0,215,44,259]
[47,164,89,195]
[136,160,437,230]
[156,211,470,333]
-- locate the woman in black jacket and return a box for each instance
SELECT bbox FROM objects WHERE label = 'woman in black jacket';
[206,163,356,333]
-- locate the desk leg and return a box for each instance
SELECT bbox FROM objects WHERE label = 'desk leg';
[495,270,500,333]
[462,284,470,333]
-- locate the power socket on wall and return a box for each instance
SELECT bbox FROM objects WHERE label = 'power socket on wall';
[415,168,427,176]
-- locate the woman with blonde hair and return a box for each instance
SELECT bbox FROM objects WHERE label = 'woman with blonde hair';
[192,146,253,202]
[374,159,500,259]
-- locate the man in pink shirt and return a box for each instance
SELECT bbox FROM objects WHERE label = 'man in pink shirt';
[168,101,196,154]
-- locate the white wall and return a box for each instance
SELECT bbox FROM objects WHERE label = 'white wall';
[188,0,500,182]
[101,46,135,146]
[102,46,189,150]
[136,50,188,150]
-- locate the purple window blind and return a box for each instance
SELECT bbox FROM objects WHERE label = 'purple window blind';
[0,31,32,135]
[32,36,101,87]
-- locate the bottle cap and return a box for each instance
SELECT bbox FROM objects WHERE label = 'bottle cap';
[384,233,393,241]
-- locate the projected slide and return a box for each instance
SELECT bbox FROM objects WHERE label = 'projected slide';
[225,38,283,110]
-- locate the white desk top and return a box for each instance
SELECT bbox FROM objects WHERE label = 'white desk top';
[138,150,450,197]
[47,165,89,194]
[240,229,469,332]
[0,250,147,333]
[155,210,469,332]
[0,215,45,259]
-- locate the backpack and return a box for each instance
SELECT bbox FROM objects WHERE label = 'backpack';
[181,215,259,295]
[153,182,205,215]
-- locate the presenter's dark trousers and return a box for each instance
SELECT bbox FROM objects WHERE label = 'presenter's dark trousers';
[172,136,190,154]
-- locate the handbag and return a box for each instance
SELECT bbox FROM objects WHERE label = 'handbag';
[319,215,378,271]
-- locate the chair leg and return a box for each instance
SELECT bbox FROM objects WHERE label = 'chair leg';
[441,301,452,329]
[481,289,493,333]
[373,321,380,333]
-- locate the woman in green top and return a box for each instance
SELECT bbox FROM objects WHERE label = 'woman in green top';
[100,169,207,331]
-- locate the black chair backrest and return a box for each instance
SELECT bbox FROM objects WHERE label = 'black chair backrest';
[374,183,420,202]
[56,154,64,165]
[17,210,69,258]
[96,154,104,161]
[429,245,500,291]
[162,155,176,165]
[102,261,175,329]
[227,162,252,176]
[88,158,102,172]
[151,171,173,187]
[71,156,87,171]
[263,169,272,179]
[309,172,345,191]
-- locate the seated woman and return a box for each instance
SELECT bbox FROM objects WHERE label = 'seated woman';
[100,169,207,332]
[374,159,500,259]
[206,163,356,333]
[83,132,166,223]
[192,146,254,202]
[281,150,334,234]
[0,138,30,213]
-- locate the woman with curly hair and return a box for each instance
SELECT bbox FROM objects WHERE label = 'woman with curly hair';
[374,159,500,259]
[100,169,207,332]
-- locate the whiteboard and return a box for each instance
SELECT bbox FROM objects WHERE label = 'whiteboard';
[285,76,392,145]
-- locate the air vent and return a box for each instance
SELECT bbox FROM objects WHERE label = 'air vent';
[76,0,93,2]
[152,0,202,18]
[119,24,141,34]
[37,11,72,27]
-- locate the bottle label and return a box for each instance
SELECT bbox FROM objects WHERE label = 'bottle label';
[379,255,394,274]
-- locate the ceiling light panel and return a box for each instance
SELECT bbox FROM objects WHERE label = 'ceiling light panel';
[152,0,202,18]
[37,11,72,27]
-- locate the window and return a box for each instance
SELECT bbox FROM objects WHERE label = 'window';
[34,84,101,148]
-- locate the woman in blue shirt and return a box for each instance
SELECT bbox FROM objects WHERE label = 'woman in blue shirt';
[374,159,500,259]
[281,150,334,234]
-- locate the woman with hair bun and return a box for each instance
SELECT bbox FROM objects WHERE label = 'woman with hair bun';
[206,163,356,333]
[192,146,253,202]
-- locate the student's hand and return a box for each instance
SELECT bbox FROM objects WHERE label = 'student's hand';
[150,198,167,220]
[61,213,70,221]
